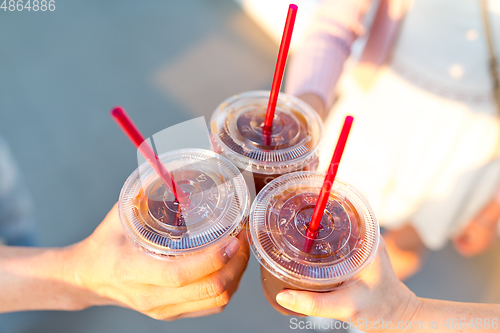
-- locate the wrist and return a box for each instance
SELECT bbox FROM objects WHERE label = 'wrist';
[369,282,421,332]
[61,241,115,309]
[42,245,104,311]
[392,283,422,323]
[0,245,101,312]
[297,93,327,119]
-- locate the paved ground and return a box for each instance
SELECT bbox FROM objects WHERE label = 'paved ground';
[1,1,499,332]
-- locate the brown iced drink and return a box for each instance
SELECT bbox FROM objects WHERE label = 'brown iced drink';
[249,172,379,314]
[118,149,250,260]
[210,91,323,194]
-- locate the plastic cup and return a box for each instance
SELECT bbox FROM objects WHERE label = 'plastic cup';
[118,148,250,260]
[249,172,380,314]
[210,91,324,194]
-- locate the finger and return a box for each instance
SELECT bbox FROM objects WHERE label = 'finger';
[174,307,226,319]
[276,290,333,318]
[150,274,243,321]
[164,231,249,288]
[163,237,241,287]
[454,237,488,258]
[455,246,477,257]
[275,240,392,319]
[172,236,249,303]
[164,230,248,289]
[453,234,468,247]
[125,236,242,288]
[135,242,248,308]
[142,307,227,322]
[139,232,249,306]
[235,228,250,251]
[275,289,359,320]
[455,226,474,241]
[453,229,479,256]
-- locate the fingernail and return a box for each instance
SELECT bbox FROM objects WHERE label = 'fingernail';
[276,291,293,306]
[225,239,240,259]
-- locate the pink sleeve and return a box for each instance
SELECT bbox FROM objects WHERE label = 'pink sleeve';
[285,0,374,110]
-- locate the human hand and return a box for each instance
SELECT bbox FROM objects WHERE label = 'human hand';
[274,238,420,326]
[62,203,250,320]
[298,93,327,120]
[453,200,500,257]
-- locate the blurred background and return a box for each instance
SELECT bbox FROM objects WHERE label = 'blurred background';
[1,0,500,332]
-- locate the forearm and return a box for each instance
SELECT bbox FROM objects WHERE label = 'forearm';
[0,245,95,313]
[414,298,499,333]
[285,33,350,113]
[363,298,500,333]
[285,0,374,112]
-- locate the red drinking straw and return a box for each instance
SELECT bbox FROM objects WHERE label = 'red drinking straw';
[306,116,354,239]
[262,4,298,141]
[110,106,190,206]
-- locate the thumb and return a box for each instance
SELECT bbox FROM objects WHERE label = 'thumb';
[276,290,355,320]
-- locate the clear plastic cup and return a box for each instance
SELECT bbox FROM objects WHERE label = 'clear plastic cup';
[118,148,250,260]
[210,91,324,193]
[249,172,380,314]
